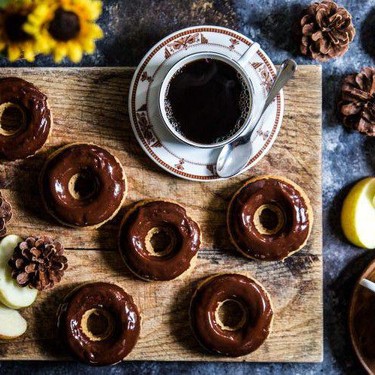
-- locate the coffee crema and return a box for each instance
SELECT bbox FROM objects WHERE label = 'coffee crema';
[165,58,251,145]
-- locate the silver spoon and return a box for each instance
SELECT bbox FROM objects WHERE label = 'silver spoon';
[360,279,375,293]
[216,59,298,178]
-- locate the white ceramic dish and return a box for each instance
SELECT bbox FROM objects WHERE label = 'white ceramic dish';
[128,26,284,181]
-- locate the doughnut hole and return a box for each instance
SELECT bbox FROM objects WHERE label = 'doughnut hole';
[215,299,248,331]
[68,168,100,201]
[81,308,115,342]
[254,203,285,235]
[145,225,180,257]
[0,103,27,136]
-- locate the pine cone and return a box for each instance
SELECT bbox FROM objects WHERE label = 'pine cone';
[0,192,12,238]
[300,0,355,61]
[8,236,68,291]
[339,67,375,136]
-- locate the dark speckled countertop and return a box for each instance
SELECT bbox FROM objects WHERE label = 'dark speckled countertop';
[1,0,375,374]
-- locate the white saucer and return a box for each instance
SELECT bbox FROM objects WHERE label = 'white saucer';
[128,26,284,181]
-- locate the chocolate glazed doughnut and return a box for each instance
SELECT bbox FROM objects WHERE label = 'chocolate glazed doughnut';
[190,274,273,357]
[40,143,127,228]
[0,77,52,160]
[227,175,313,261]
[118,200,201,281]
[57,282,141,366]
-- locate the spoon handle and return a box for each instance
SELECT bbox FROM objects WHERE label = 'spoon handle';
[261,59,297,121]
[360,279,375,294]
[245,59,297,145]
[244,60,297,143]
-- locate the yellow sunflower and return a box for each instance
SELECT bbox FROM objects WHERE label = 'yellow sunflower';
[24,0,103,63]
[0,0,41,62]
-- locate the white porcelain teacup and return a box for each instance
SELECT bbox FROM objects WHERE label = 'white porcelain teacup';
[158,44,260,149]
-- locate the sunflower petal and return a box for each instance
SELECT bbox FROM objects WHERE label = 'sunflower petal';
[67,42,83,63]
[8,45,21,62]
[23,45,36,62]
[81,39,95,54]
[89,23,104,39]
[53,44,67,63]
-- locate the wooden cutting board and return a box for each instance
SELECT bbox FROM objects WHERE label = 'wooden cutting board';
[0,66,322,362]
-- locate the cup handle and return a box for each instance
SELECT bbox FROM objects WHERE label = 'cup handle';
[237,42,260,68]
[360,278,375,293]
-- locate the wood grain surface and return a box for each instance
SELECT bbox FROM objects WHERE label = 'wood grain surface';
[0,66,322,362]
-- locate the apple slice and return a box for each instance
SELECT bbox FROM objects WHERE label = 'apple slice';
[341,177,375,249]
[0,235,38,309]
[0,302,27,339]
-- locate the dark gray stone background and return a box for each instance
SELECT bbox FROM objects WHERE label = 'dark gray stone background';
[0,0,374,374]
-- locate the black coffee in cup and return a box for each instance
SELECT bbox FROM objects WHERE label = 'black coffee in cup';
[165,58,251,145]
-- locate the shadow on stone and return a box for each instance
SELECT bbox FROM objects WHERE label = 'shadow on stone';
[361,7,375,59]
[364,137,375,174]
[256,3,305,57]
[101,0,238,66]
[323,70,348,129]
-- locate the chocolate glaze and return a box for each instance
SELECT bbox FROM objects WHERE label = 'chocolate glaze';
[57,282,141,366]
[40,144,126,227]
[228,177,311,261]
[190,274,273,357]
[118,201,201,281]
[0,77,51,160]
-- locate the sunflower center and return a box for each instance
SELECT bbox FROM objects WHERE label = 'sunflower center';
[4,14,31,42]
[48,8,80,41]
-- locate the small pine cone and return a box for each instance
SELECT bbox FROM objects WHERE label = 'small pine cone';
[0,192,12,238]
[300,0,356,62]
[8,236,68,291]
[339,67,375,136]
